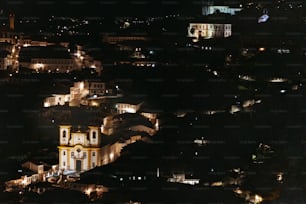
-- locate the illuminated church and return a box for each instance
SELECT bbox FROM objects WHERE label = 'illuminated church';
[58,125,102,172]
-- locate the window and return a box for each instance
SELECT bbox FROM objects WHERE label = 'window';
[63,151,66,156]
[92,131,96,139]
[83,152,86,158]
[63,130,66,138]
[63,162,65,166]
[92,162,95,167]
[92,152,95,156]
[71,152,74,158]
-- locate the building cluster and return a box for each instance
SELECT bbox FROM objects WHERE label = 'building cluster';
[18,45,76,73]
[44,80,121,107]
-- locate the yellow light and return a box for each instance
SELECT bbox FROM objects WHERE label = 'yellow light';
[91,101,99,106]
[34,63,44,69]
[44,102,50,107]
[234,188,243,194]
[85,188,92,196]
[259,47,265,52]
[75,52,81,58]
[109,152,114,160]
[124,107,136,113]
[254,194,263,203]
[79,82,84,90]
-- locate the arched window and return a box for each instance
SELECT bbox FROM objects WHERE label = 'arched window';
[63,130,66,138]
[92,131,96,139]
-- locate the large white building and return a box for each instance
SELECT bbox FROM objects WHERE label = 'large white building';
[58,125,102,172]
[58,125,145,173]
[187,23,231,42]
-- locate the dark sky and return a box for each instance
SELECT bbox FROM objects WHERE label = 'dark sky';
[2,0,207,17]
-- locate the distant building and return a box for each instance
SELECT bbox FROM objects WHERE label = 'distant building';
[102,35,149,44]
[202,6,242,16]
[44,94,70,107]
[70,81,106,106]
[116,101,143,114]
[43,80,119,107]
[19,45,76,73]
[0,31,17,44]
[187,23,231,42]
[0,50,12,70]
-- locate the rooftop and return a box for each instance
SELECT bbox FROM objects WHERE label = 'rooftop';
[19,45,71,62]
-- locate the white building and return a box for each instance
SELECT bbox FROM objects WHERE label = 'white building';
[116,102,143,114]
[58,125,102,172]
[58,125,145,173]
[202,6,242,16]
[44,94,70,107]
[187,23,231,42]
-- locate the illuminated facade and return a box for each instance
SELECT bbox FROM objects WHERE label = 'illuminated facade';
[187,23,231,42]
[43,81,108,107]
[58,125,102,172]
[116,102,143,114]
[70,81,106,106]
[20,58,75,73]
[58,125,144,173]
[44,94,70,107]
[202,6,242,16]
[0,32,17,44]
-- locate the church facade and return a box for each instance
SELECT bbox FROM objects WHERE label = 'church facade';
[58,125,102,172]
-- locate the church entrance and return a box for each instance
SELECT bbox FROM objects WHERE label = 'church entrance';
[76,160,82,172]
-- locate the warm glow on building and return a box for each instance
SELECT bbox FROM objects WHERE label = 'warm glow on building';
[187,23,231,42]
[34,63,44,70]
[58,125,102,172]
[79,82,84,90]
[258,47,265,52]
[85,188,92,196]
[44,102,50,108]
[109,152,114,161]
